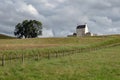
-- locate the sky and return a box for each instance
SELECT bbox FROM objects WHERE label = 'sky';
[0,0,120,37]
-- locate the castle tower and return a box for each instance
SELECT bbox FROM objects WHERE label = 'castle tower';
[76,23,89,37]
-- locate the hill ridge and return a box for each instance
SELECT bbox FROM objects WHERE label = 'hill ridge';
[0,34,15,39]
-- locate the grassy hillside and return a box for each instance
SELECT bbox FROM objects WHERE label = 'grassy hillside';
[0,34,15,39]
[0,35,120,80]
[0,35,120,51]
[0,44,120,80]
[0,35,119,55]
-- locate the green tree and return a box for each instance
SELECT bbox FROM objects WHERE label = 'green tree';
[14,20,42,38]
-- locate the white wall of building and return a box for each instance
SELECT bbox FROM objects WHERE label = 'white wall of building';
[85,24,89,34]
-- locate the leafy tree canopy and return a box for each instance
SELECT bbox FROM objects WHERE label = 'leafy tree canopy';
[14,20,42,38]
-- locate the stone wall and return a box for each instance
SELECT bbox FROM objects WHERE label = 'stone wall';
[76,28,85,37]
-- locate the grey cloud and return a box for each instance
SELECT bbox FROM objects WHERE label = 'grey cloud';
[0,0,120,37]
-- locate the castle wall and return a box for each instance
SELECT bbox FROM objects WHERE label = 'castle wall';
[85,24,89,34]
[76,28,85,37]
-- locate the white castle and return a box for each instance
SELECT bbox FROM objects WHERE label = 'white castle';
[68,23,96,37]
[76,23,89,37]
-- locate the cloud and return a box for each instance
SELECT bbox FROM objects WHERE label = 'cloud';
[16,4,39,16]
[0,0,120,37]
[40,28,54,37]
[92,16,112,26]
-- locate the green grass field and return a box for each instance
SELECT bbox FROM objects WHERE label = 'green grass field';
[0,35,120,80]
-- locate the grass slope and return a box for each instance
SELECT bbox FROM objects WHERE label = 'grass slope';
[0,45,120,80]
[0,35,119,56]
[0,35,120,80]
[0,35,120,51]
[0,34,15,39]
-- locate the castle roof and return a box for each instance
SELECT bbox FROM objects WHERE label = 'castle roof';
[76,25,86,29]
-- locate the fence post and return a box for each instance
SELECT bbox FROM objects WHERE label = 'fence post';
[71,50,74,54]
[37,54,39,61]
[56,53,58,58]
[48,53,50,59]
[34,54,38,61]
[22,54,24,64]
[10,54,12,63]
[2,55,5,66]
[63,51,65,57]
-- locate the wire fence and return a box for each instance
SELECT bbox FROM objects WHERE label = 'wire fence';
[0,43,120,66]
